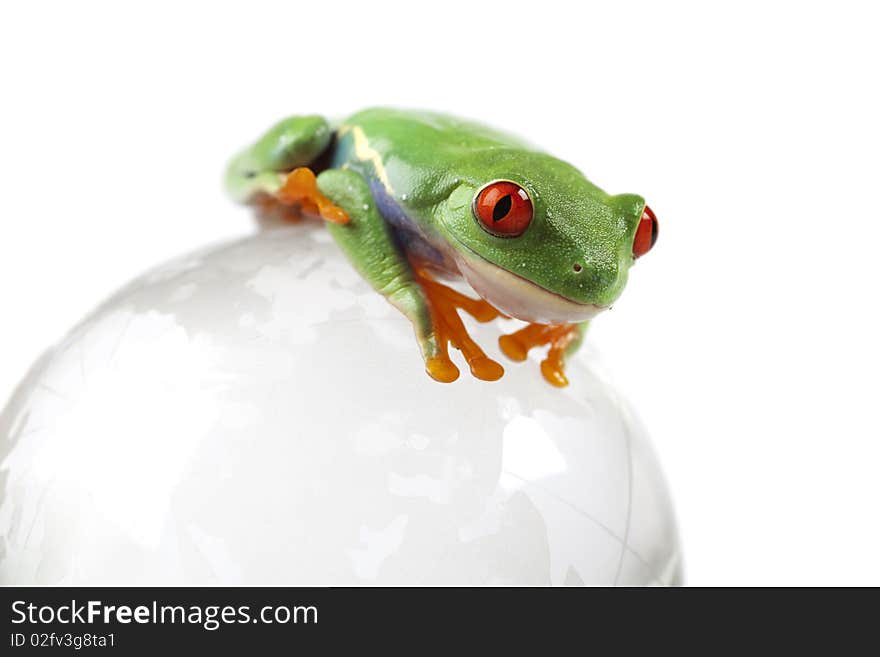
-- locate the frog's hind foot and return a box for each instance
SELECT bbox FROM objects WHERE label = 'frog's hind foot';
[415,269,505,383]
[258,167,351,226]
[499,323,579,387]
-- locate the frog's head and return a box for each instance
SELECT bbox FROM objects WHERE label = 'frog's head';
[439,150,657,323]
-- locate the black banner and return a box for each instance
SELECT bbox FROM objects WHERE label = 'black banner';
[0,586,875,652]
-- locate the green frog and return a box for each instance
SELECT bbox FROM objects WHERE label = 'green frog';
[226,108,657,386]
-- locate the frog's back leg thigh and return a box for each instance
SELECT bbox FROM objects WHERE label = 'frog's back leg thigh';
[225,115,333,203]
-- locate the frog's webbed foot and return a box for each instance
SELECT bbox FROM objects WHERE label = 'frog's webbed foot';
[414,268,506,383]
[499,323,581,387]
[258,167,351,226]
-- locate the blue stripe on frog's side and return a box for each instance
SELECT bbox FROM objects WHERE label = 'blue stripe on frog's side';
[367,179,450,269]
[330,132,453,272]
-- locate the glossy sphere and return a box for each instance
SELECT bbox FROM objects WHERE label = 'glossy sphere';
[473,181,534,237]
[0,225,681,585]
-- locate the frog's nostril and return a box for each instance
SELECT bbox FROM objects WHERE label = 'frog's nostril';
[572,263,583,273]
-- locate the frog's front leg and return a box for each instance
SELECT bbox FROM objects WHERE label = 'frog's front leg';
[317,169,504,383]
[411,267,505,382]
[499,322,588,387]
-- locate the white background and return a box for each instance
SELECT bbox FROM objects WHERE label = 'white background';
[1,1,878,585]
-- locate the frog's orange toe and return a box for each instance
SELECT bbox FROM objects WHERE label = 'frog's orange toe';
[426,357,460,383]
[498,334,529,362]
[469,357,504,381]
[467,301,503,323]
[540,358,569,388]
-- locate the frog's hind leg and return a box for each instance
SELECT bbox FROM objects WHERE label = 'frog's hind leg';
[499,322,587,387]
[274,167,349,225]
[225,115,348,225]
[414,268,506,382]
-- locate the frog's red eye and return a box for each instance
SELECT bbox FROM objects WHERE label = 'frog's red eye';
[473,181,533,237]
[633,204,658,258]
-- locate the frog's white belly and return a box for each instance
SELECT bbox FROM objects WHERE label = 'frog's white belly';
[453,246,605,324]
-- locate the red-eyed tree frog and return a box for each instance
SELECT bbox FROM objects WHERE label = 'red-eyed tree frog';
[226,108,658,387]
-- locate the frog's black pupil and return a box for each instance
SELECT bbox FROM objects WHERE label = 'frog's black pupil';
[493,195,512,222]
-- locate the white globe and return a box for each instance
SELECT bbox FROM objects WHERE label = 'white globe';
[0,224,681,585]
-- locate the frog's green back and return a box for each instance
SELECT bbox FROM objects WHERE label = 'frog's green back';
[342,107,532,153]
[331,108,541,202]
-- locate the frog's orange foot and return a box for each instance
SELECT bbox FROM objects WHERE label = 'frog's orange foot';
[416,270,505,383]
[499,323,579,387]
[271,167,350,225]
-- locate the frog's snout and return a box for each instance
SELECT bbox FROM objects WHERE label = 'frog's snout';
[564,257,621,307]
[570,259,617,286]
